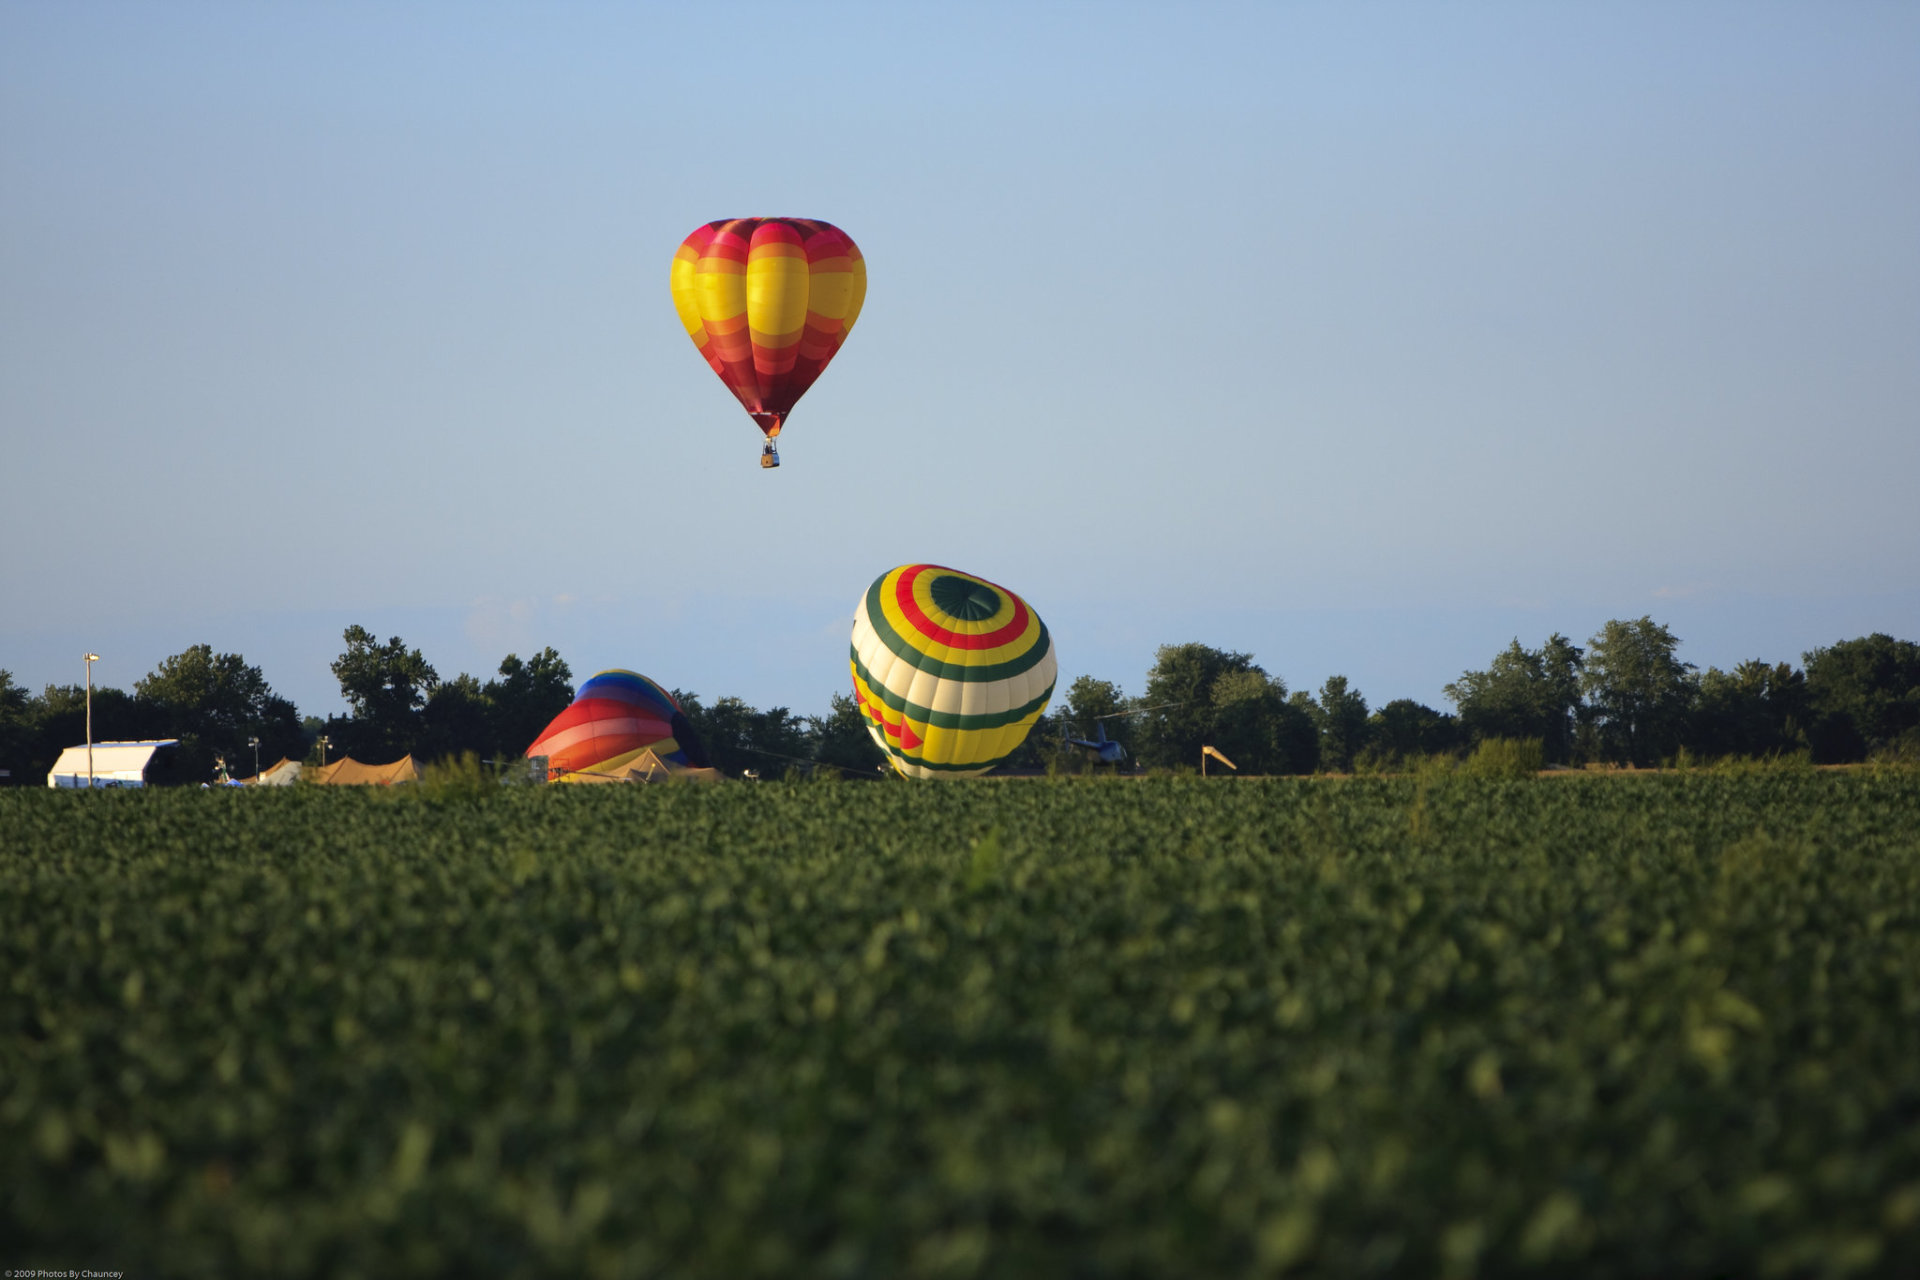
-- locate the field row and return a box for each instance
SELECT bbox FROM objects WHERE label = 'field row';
[4,774,1919,1277]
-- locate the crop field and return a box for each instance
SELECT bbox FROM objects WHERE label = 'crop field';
[4,773,1920,1278]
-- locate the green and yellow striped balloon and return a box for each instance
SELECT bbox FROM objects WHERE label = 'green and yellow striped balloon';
[850,564,1057,779]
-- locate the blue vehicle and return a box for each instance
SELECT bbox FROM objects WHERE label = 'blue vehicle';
[1064,718,1129,765]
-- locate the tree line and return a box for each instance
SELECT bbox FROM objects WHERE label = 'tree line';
[2,618,1916,785]
[0,626,891,786]
[1068,620,1920,774]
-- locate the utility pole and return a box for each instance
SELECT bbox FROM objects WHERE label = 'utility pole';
[84,653,101,788]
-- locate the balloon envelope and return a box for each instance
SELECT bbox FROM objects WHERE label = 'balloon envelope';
[850,564,1057,779]
[526,670,711,781]
[669,218,866,444]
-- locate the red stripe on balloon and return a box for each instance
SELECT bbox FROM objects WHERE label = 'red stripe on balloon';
[528,697,637,750]
[893,564,1031,651]
[750,221,805,251]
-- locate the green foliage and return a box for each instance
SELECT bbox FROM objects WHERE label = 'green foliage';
[1868,730,1920,768]
[1669,747,1815,776]
[1283,691,1323,775]
[485,648,575,759]
[1457,736,1544,779]
[330,625,440,760]
[1050,676,1131,768]
[963,824,1005,892]
[808,692,887,778]
[1316,675,1369,773]
[5,776,1920,1276]
[0,668,34,779]
[1063,675,1126,732]
[675,692,815,779]
[1804,634,1920,763]
[1209,670,1298,775]
[1691,660,1809,761]
[1137,642,1263,767]
[1137,644,1315,773]
[415,750,498,802]
[133,645,304,773]
[1583,618,1697,768]
[1359,699,1461,772]
[335,643,573,768]
[1445,634,1584,764]
[420,674,492,764]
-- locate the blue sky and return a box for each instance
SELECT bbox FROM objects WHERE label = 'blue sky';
[4,1,1917,721]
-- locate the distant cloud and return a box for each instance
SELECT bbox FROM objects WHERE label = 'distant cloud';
[464,596,538,652]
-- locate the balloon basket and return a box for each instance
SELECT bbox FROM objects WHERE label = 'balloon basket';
[760,441,781,469]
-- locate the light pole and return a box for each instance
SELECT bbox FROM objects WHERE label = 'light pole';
[83,653,101,788]
[248,736,262,784]
[317,734,331,766]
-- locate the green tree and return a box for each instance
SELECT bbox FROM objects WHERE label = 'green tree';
[1444,634,1585,764]
[1137,644,1259,769]
[749,706,814,777]
[1581,617,1696,767]
[1136,645,1314,773]
[485,648,574,758]
[678,692,743,775]
[0,670,33,785]
[404,649,575,764]
[1276,696,1321,775]
[1362,699,1462,768]
[1317,675,1370,773]
[675,693,812,779]
[420,674,492,763]
[1211,669,1318,774]
[1802,634,1920,762]
[1688,661,1808,759]
[1063,676,1127,733]
[133,645,304,781]
[331,626,438,760]
[809,692,886,777]
[1056,676,1130,766]
[1537,632,1586,760]
[299,716,333,766]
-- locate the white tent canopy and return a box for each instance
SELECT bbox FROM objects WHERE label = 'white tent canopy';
[47,740,181,789]
[248,758,303,786]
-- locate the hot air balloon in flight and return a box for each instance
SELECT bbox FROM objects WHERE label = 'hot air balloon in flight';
[670,218,866,469]
[526,670,713,782]
[850,564,1057,779]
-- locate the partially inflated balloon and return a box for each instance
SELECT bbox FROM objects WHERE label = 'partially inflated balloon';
[526,670,710,781]
[670,218,866,466]
[850,564,1056,778]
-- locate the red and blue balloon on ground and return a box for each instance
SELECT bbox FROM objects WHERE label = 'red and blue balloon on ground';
[525,670,710,782]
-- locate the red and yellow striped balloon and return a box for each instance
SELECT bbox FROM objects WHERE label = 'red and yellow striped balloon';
[670,218,866,460]
[850,564,1057,779]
